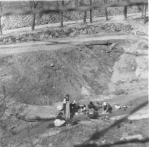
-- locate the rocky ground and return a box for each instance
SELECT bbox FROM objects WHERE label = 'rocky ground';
[0,13,148,147]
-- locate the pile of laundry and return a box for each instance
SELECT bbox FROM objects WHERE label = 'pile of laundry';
[54,95,124,127]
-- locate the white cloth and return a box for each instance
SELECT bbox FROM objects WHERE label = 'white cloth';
[103,102,107,106]
[54,119,65,127]
[63,99,66,104]
[57,105,63,111]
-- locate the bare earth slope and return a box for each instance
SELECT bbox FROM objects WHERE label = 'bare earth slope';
[0,35,147,104]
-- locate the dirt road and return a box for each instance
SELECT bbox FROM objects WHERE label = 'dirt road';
[0,34,147,55]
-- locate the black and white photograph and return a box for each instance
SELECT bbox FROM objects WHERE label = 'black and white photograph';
[0,0,148,147]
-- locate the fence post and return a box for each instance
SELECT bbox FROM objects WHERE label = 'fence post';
[60,0,64,27]
[90,0,93,23]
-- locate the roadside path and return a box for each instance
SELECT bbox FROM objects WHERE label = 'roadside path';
[0,34,147,55]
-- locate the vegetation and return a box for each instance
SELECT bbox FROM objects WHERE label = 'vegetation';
[0,0,147,32]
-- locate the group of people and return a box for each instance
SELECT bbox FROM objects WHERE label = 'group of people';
[54,94,113,127]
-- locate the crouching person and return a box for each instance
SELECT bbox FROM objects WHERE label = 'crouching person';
[102,102,112,114]
[87,108,98,119]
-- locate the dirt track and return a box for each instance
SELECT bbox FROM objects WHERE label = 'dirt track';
[0,34,147,55]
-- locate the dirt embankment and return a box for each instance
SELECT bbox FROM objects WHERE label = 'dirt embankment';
[0,37,148,106]
[0,40,121,105]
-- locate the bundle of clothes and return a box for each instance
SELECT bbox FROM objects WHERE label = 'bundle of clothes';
[54,94,113,127]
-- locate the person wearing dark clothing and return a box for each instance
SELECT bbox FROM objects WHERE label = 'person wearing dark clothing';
[56,112,65,120]
[65,94,69,102]
[102,102,112,113]
[88,101,98,111]
[70,100,78,113]
[87,108,98,119]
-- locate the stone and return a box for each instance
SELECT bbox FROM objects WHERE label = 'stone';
[48,35,53,39]
[69,31,77,37]
[49,143,53,147]
[3,38,8,43]
[63,28,72,35]
[54,32,59,37]
[40,34,45,40]
[109,43,116,50]
[81,87,91,97]
[115,89,125,95]
[101,140,106,144]
[110,115,126,121]
[95,27,99,33]
[108,67,113,73]
[33,138,39,145]
[82,29,87,35]
[8,38,13,44]
[87,28,93,34]
[21,38,25,42]
[36,145,42,147]
[44,34,49,39]
[27,35,34,41]
[50,63,54,67]
[120,134,144,141]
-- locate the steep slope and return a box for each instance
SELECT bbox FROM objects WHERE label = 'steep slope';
[0,38,147,105]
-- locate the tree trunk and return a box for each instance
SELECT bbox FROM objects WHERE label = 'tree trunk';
[104,0,108,21]
[60,0,64,27]
[142,5,144,17]
[31,2,36,31]
[83,0,87,23]
[0,3,2,34]
[84,11,87,23]
[90,0,93,23]
[31,14,36,31]
[144,5,147,23]
[105,8,108,21]
[144,5,147,16]
[75,0,78,7]
[124,6,127,20]
[0,16,2,34]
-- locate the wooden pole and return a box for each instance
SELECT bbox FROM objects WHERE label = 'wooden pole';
[124,6,127,20]
[104,0,108,21]
[31,1,36,31]
[90,0,93,23]
[144,4,147,23]
[84,11,87,23]
[0,3,2,34]
[83,0,87,23]
[60,0,64,27]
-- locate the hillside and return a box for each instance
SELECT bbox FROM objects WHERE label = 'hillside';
[0,13,148,147]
